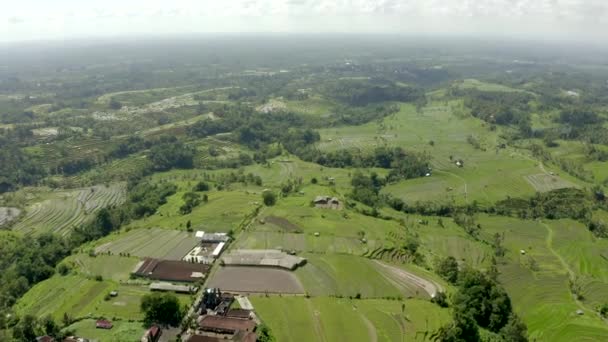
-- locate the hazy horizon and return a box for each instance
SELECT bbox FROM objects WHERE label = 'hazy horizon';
[2,0,608,44]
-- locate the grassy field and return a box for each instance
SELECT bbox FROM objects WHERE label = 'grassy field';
[477,215,608,341]
[12,183,126,236]
[257,194,401,241]
[14,275,113,320]
[64,319,145,342]
[126,188,260,232]
[295,254,404,298]
[234,231,378,255]
[457,79,526,93]
[15,274,192,321]
[313,102,570,206]
[93,228,198,260]
[251,296,450,342]
[66,254,141,282]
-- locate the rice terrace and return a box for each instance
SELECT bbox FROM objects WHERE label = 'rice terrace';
[1,29,608,342]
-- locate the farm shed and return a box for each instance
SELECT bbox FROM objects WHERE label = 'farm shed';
[220,249,306,270]
[186,336,221,342]
[212,242,226,257]
[95,319,113,329]
[226,308,252,320]
[314,196,341,209]
[141,325,162,342]
[133,258,211,282]
[201,232,230,243]
[198,315,256,334]
[149,282,199,294]
[183,242,219,264]
[63,337,89,342]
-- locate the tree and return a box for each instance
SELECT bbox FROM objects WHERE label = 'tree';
[431,291,449,308]
[193,181,210,192]
[600,303,608,318]
[109,98,123,110]
[180,192,201,215]
[257,324,276,342]
[436,256,459,284]
[140,293,184,327]
[12,315,39,342]
[432,309,480,342]
[499,313,528,342]
[453,268,512,332]
[263,191,277,206]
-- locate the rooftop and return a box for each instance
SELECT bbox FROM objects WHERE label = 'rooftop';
[198,315,256,333]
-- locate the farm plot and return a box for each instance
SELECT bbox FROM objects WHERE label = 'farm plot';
[524,173,577,192]
[94,228,198,260]
[65,319,145,342]
[0,207,20,226]
[295,254,403,298]
[251,297,450,342]
[14,275,111,320]
[126,190,259,232]
[372,261,443,299]
[208,266,304,294]
[67,254,140,282]
[94,284,192,320]
[12,183,126,236]
[478,216,608,341]
[234,231,376,255]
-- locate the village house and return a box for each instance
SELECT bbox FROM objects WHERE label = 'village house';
[313,196,341,209]
[141,325,162,342]
[198,315,256,335]
[95,319,113,329]
[36,336,54,342]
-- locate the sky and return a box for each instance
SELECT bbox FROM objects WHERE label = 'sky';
[2,0,608,43]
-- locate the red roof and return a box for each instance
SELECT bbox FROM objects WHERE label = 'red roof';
[96,319,113,329]
[148,325,161,337]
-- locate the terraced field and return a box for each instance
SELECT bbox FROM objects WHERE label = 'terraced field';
[314,102,581,205]
[251,296,450,342]
[14,275,113,320]
[65,319,144,342]
[67,254,141,281]
[478,215,608,341]
[126,189,260,232]
[94,228,198,260]
[15,274,192,321]
[12,183,126,235]
[295,254,404,298]
[234,231,378,255]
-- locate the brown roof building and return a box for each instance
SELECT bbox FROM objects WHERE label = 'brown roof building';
[36,336,55,342]
[225,308,252,319]
[198,315,256,334]
[186,335,222,342]
[133,258,210,282]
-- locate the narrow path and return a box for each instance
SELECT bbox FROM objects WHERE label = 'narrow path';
[307,298,327,342]
[358,311,378,342]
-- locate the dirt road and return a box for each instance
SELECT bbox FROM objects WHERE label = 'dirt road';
[373,260,444,298]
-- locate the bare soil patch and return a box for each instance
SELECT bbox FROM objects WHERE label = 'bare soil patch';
[207,266,305,294]
[0,207,21,226]
[264,216,303,233]
[134,258,210,282]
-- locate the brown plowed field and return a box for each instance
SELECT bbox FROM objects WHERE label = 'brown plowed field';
[207,266,304,294]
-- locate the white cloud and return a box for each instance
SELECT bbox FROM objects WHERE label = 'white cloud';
[0,0,607,42]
